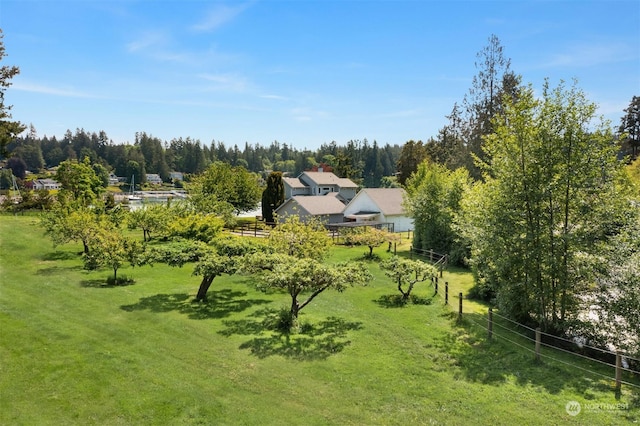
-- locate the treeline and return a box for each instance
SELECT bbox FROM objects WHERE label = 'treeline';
[5,126,402,187]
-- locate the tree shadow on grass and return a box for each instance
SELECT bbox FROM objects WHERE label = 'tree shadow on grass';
[36,265,83,275]
[80,277,135,288]
[433,312,632,397]
[374,293,434,308]
[219,308,363,361]
[120,290,272,320]
[41,250,78,261]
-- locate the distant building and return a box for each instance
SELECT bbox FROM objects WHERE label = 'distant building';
[108,173,120,186]
[275,193,347,225]
[169,172,184,182]
[146,174,163,185]
[282,170,357,202]
[27,178,61,191]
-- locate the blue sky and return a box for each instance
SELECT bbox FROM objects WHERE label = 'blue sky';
[1,0,639,150]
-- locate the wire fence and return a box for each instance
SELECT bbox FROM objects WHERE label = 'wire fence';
[424,272,640,393]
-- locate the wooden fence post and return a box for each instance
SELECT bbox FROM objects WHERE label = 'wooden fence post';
[616,352,622,391]
[535,328,541,361]
[410,246,413,260]
[445,282,449,305]
[488,308,493,340]
[458,292,463,319]
[429,249,433,262]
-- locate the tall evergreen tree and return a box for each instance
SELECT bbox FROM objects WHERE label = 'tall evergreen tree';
[0,29,25,157]
[396,140,427,186]
[261,171,285,223]
[619,95,640,160]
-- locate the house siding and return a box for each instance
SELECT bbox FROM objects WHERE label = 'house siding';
[343,188,413,232]
[380,214,414,233]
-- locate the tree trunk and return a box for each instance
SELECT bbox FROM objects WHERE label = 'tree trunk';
[290,296,300,319]
[195,275,214,301]
[398,277,409,300]
[82,240,90,255]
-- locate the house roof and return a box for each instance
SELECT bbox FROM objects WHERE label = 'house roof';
[282,177,307,189]
[276,195,346,216]
[301,171,358,188]
[355,188,407,216]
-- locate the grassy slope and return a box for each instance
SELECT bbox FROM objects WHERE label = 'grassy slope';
[0,215,637,425]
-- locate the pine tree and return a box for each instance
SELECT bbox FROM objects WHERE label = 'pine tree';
[0,29,26,157]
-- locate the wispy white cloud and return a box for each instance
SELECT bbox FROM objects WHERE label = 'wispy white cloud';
[260,94,289,101]
[539,42,637,69]
[191,3,252,33]
[126,31,168,53]
[290,106,329,122]
[198,72,249,92]
[13,81,92,98]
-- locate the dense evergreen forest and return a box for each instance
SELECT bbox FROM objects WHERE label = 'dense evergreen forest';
[5,126,402,188]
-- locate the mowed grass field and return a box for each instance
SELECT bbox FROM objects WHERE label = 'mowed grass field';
[1,214,638,425]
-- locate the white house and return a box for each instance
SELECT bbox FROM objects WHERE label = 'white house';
[108,173,120,186]
[30,178,61,191]
[342,188,413,232]
[282,170,357,202]
[274,193,346,225]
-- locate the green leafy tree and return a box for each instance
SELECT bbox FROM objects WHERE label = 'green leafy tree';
[346,227,399,259]
[248,253,372,322]
[460,80,630,332]
[246,215,372,327]
[56,157,104,206]
[128,203,172,242]
[268,215,331,260]
[41,205,105,255]
[261,171,285,223]
[0,29,26,158]
[84,227,143,284]
[165,212,224,243]
[626,156,640,196]
[380,256,437,302]
[405,160,470,265]
[193,237,271,301]
[148,236,270,302]
[7,156,26,179]
[190,161,261,215]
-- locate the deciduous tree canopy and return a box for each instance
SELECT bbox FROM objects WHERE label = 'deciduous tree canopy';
[460,80,634,333]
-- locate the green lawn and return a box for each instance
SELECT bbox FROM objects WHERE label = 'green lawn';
[1,215,638,425]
